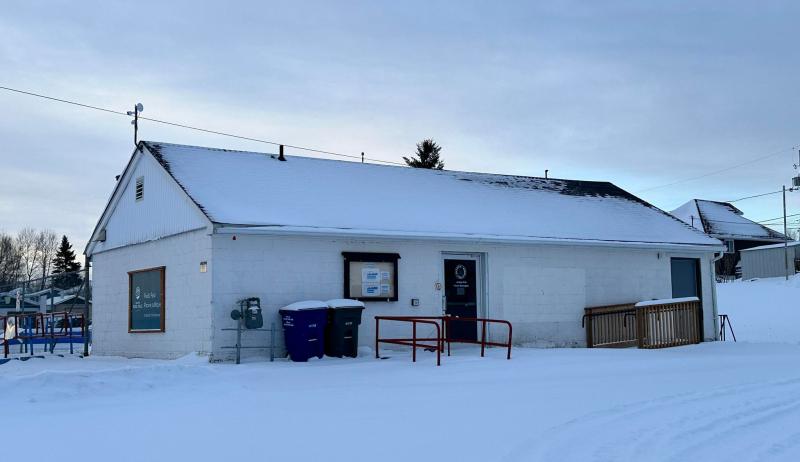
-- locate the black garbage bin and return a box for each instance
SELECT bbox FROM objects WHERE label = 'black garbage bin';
[324,299,365,358]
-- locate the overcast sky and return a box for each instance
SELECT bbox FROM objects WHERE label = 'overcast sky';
[2,1,799,253]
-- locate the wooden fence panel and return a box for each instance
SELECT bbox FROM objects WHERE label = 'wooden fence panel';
[637,301,701,349]
[585,300,701,349]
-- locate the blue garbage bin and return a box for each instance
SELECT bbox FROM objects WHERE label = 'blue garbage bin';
[279,301,329,362]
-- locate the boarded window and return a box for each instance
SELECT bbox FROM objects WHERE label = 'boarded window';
[128,267,165,332]
[135,176,144,201]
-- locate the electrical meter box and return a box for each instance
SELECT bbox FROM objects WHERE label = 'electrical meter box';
[240,297,264,329]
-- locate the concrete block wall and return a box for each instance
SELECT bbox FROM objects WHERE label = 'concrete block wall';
[210,233,717,359]
[91,228,213,358]
[210,234,445,361]
[486,246,716,345]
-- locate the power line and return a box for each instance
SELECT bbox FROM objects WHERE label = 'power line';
[0,86,128,116]
[726,190,782,203]
[636,146,796,193]
[698,217,791,226]
[757,212,800,224]
[678,214,799,227]
[0,85,407,166]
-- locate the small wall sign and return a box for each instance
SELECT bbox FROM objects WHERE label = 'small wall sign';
[128,266,165,332]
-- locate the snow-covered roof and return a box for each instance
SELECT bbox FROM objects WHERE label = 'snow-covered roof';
[671,199,786,242]
[49,294,86,305]
[139,141,720,249]
[740,240,800,252]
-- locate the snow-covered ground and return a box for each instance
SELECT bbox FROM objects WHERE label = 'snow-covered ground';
[717,275,800,344]
[2,277,798,462]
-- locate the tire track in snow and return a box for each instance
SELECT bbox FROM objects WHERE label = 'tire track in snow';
[502,377,800,462]
[665,398,800,462]
[627,378,800,460]
[755,431,800,462]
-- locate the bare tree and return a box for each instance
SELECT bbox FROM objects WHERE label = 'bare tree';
[0,232,22,287]
[36,229,59,289]
[16,227,40,283]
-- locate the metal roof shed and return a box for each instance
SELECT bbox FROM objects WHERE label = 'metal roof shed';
[740,241,800,279]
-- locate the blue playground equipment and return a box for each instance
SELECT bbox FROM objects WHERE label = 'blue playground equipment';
[1,311,90,363]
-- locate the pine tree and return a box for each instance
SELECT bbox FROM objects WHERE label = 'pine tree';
[51,235,82,289]
[403,139,444,170]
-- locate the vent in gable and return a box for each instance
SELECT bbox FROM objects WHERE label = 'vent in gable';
[135,176,144,201]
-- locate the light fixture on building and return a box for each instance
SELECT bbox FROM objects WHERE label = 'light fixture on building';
[200,261,208,273]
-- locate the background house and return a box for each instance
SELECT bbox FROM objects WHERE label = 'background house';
[0,288,90,316]
[671,199,787,278]
[85,142,723,360]
[740,241,800,279]
[0,290,38,315]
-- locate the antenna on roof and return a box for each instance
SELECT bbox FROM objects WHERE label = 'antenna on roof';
[126,103,144,146]
[278,144,286,162]
[361,152,365,164]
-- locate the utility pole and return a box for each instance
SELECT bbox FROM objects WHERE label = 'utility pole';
[785,150,800,280]
[83,262,90,356]
[784,185,789,280]
[127,103,144,146]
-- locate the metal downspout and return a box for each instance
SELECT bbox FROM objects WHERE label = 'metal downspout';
[710,251,724,340]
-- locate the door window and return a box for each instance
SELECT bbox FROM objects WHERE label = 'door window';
[444,259,478,342]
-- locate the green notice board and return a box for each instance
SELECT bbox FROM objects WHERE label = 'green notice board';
[129,267,165,332]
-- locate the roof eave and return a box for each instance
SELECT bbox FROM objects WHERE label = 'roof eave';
[214,224,725,252]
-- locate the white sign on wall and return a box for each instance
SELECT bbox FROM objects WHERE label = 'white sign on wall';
[362,265,381,296]
[344,253,399,301]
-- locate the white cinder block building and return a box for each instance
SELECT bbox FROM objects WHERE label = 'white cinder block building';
[85,141,724,360]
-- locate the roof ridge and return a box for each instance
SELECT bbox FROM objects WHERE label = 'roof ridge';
[140,140,610,184]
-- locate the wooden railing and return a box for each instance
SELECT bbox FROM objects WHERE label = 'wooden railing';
[583,303,638,348]
[636,299,701,349]
[584,298,702,349]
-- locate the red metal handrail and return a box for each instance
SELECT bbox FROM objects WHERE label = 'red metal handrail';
[374,315,513,365]
[442,317,513,360]
[375,316,442,366]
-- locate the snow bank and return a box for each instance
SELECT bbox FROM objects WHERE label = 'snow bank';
[717,275,800,343]
[3,343,800,461]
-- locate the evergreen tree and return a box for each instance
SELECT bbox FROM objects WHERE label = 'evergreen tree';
[51,235,82,289]
[403,139,444,170]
